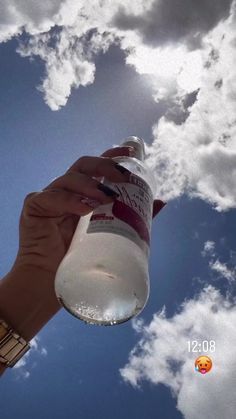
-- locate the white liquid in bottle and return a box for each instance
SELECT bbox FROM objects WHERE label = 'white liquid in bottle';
[54,137,157,325]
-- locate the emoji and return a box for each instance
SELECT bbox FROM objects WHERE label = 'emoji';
[195,356,212,374]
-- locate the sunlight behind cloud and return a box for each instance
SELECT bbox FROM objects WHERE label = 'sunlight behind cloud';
[1,0,236,212]
[125,43,203,101]
[126,45,185,78]
[177,50,203,93]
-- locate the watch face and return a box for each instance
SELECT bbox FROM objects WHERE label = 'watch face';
[199,345,201,351]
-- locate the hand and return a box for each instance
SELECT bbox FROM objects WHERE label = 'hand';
[13,146,166,274]
[0,145,166,356]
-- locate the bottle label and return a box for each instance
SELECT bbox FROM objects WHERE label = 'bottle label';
[86,173,153,258]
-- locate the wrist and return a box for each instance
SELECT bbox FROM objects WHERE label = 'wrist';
[0,262,61,342]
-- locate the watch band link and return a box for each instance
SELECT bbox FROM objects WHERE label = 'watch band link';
[0,319,30,367]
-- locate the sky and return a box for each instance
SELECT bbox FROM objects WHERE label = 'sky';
[0,1,236,418]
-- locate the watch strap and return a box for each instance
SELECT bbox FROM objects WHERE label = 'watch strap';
[0,319,30,367]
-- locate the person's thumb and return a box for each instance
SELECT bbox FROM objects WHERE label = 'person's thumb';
[152,200,167,218]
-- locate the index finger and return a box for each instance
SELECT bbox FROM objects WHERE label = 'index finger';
[67,146,133,174]
[65,155,131,184]
[101,146,134,158]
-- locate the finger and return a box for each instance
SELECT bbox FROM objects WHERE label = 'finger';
[94,146,134,182]
[43,171,120,205]
[25,189,103,218]
[152,200,167,218]
[65,155,132,183]
[100,146,135,158]
[66,145,134,178]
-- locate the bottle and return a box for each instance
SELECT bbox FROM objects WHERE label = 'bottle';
[54,136,157,325]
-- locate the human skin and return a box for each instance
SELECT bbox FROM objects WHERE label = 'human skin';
[0,146,166,376]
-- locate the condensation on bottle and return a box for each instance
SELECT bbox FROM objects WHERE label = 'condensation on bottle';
[54,136,157,326]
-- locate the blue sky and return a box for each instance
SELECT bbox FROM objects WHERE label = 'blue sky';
[1,2,236,419]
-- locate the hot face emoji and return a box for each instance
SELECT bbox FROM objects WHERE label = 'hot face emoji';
[195,356,212,374]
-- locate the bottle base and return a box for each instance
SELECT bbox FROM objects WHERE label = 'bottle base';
[57,296,142,326]
[55,232,149,326]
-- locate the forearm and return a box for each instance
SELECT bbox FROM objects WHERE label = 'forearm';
[0,263,61,343]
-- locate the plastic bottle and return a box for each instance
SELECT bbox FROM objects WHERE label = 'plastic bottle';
[54,136,157,325]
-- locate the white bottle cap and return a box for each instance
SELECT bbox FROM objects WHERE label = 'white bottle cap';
[120,136,145,161]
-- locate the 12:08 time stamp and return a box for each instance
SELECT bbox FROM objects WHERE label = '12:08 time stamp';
[187,340,216,353]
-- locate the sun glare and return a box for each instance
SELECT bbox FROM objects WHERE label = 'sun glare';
[126,44,203,95]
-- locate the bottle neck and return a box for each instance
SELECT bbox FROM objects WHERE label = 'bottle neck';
[120,136,145,162]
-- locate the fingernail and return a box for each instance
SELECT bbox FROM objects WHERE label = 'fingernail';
[97,184,120,198]
[114,163,131,176]
[80,198,101,208]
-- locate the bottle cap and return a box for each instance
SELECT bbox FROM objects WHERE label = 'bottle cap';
[121,136,145,161]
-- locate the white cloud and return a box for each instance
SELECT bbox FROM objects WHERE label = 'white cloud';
[123,42,203,101]
[23,371,30,379]
[201,240,236,283]
[143,6,236,211]
[13,336,48,379]
[40,347,48,356]
[0,1,64,43]
[209,260,236,282]
[1,0,151,109]
[120,286,236,419]
[14,1,131,110]
[114,0,233,49]
[113,1,236,213]
[118,2,236,212]
[201,240,216,257]
[1,0,236,211]
[18,31,97,110]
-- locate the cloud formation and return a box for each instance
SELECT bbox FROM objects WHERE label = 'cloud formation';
[201,241,216,257]
[202,240,236,283]
[210,260,236,282]
[120,286,236,419]
[114,0,233,49]
[0,1,64,43]
[17,31,98,110]
[144,6,236,211]
[1,1,149,109]
[13,336,47,379]
[1,0,236,211]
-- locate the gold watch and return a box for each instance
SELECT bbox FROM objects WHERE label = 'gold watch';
[0,319,30,367]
